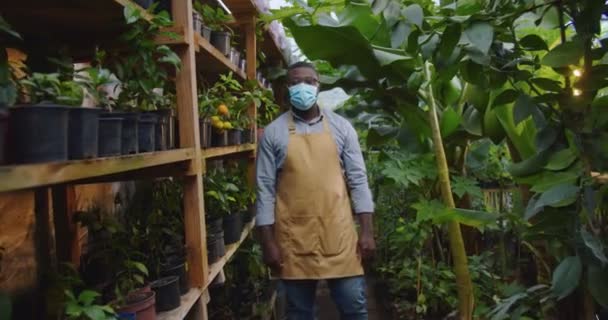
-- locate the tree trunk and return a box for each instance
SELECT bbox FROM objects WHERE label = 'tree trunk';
[423,61,474,319]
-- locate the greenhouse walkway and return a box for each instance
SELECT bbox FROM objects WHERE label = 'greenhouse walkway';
[316,276,389,320]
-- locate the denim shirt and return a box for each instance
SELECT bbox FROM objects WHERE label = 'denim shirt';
[255,109,374,226]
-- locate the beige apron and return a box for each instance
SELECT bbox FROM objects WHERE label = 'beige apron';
[273,112,363,279]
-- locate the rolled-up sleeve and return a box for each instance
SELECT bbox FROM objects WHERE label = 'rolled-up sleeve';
[255,130,277,226]
[342,122,374,214]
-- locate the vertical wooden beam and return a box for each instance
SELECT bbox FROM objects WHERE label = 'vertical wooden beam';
[51,185,78,264]
[171,0,208,288]
[241,13,258,186]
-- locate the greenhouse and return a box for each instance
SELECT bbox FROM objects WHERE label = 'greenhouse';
[0,0,607,319]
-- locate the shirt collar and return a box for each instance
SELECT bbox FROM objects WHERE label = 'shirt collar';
[291,109,324,125]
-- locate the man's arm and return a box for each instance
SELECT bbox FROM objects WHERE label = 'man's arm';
[255,130,283,269]
[342,121,376,259]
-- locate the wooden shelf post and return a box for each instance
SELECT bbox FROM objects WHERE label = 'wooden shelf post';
[171,0,208,295]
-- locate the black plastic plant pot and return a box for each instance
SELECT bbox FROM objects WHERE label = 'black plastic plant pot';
[146,109,172,151]
[0,106,8,165]
[199,119,212,149]
[223,213,243,245]
[244,205,255,223]
[151,276,181,312]
[201,25,212,40]
[161,262,189,295]
[207,231,225,263]
[102,112,139,154]
[9,104,70,164]
[98,118,123,157]
[134,0,153,8]
[242,129,253,144]
[228,129,243,145]
[210,31,231,56]
[211,129,227,147]
[68,107,101,160]
[207,216,223,234]
[137,117,156,153]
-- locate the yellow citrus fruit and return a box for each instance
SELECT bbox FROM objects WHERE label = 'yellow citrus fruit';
[223,122,233,129]
[212,121,224,129]
[211,116,220,122]
[217,104,229,116]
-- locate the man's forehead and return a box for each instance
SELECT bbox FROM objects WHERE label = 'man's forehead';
[288,67,317,78]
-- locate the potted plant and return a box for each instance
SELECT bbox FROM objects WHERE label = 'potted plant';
[106,4,180,155]
[11,72,83,163]
[205,168,242,245]
[196,3,233,55]
[0,15,21,165]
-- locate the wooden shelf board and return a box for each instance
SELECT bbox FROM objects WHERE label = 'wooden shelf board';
[0,148,195,193]
[156,287,203,320]
[196,34,247,80]
[223,0,259,15]
[205,219,256,289]
[202,144,256,159]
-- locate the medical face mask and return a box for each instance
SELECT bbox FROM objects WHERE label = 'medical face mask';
[288,83,318,111]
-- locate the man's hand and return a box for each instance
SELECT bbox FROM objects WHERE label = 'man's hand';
[357,213,376,260]
[258,225,283,271]
[262,241,283,271]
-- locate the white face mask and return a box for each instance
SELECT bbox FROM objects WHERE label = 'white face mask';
[288,83,318,111]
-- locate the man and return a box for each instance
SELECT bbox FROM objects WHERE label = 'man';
[255,61,376,320]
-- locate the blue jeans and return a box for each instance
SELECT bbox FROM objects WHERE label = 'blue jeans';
[280,276,368,320]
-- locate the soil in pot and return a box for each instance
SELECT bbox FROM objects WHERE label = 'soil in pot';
[211,129,227,147]
[161,261,189,295]
[0,106,7,164]
[223,213,243,245]
[138,117,156,153]
[68,107,100,159]
[210,31,231,56]
[199,118,212,149]
[98,118,123,157]
[9,104,70,163]
[227,129,242,145]
[151,276,180,312]
[116,291,156,320]
[102,112,139,154]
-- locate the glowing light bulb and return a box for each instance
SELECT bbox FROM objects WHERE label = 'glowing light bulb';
[573,69,582,77]
[573,89,582,96]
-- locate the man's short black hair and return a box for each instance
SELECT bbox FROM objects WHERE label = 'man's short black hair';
[287,61,318,74]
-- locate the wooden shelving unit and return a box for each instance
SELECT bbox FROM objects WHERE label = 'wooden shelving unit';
[0,0,285,319]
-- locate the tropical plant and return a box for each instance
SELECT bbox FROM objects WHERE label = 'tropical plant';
[194,2,233,33]
[19,72,83,106]
[76,50,117,109]
[204,168,239,219]
[64,289,117,320]
[265,0,608,317]
[110,4,180,111]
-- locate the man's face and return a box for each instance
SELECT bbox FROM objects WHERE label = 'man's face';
[287,67,319,88]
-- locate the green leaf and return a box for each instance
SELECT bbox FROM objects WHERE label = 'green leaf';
[581,228,608,265]
[539,183,580,208]
[541,40,584,68]
[78,290,100,306]
[84,307,107,320]
[451,175,482,199]
[460,59,485,86]
[551,256,582,300]
[450,208,496,228]
[493,89,518,106]
[519,34,548,51]
[0,16,21,39]
[132,261,149,275]
[440,108,461,138]
[531,77,562,92]
[461,106,482,136]
[123,5,142,24]
[464,22,493,55]
[513,94,538,125]
[391,21,411,48]
[439,23,462,59]
[402,4,423,27]
[588,265,608,307]
[544,148,578,171]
